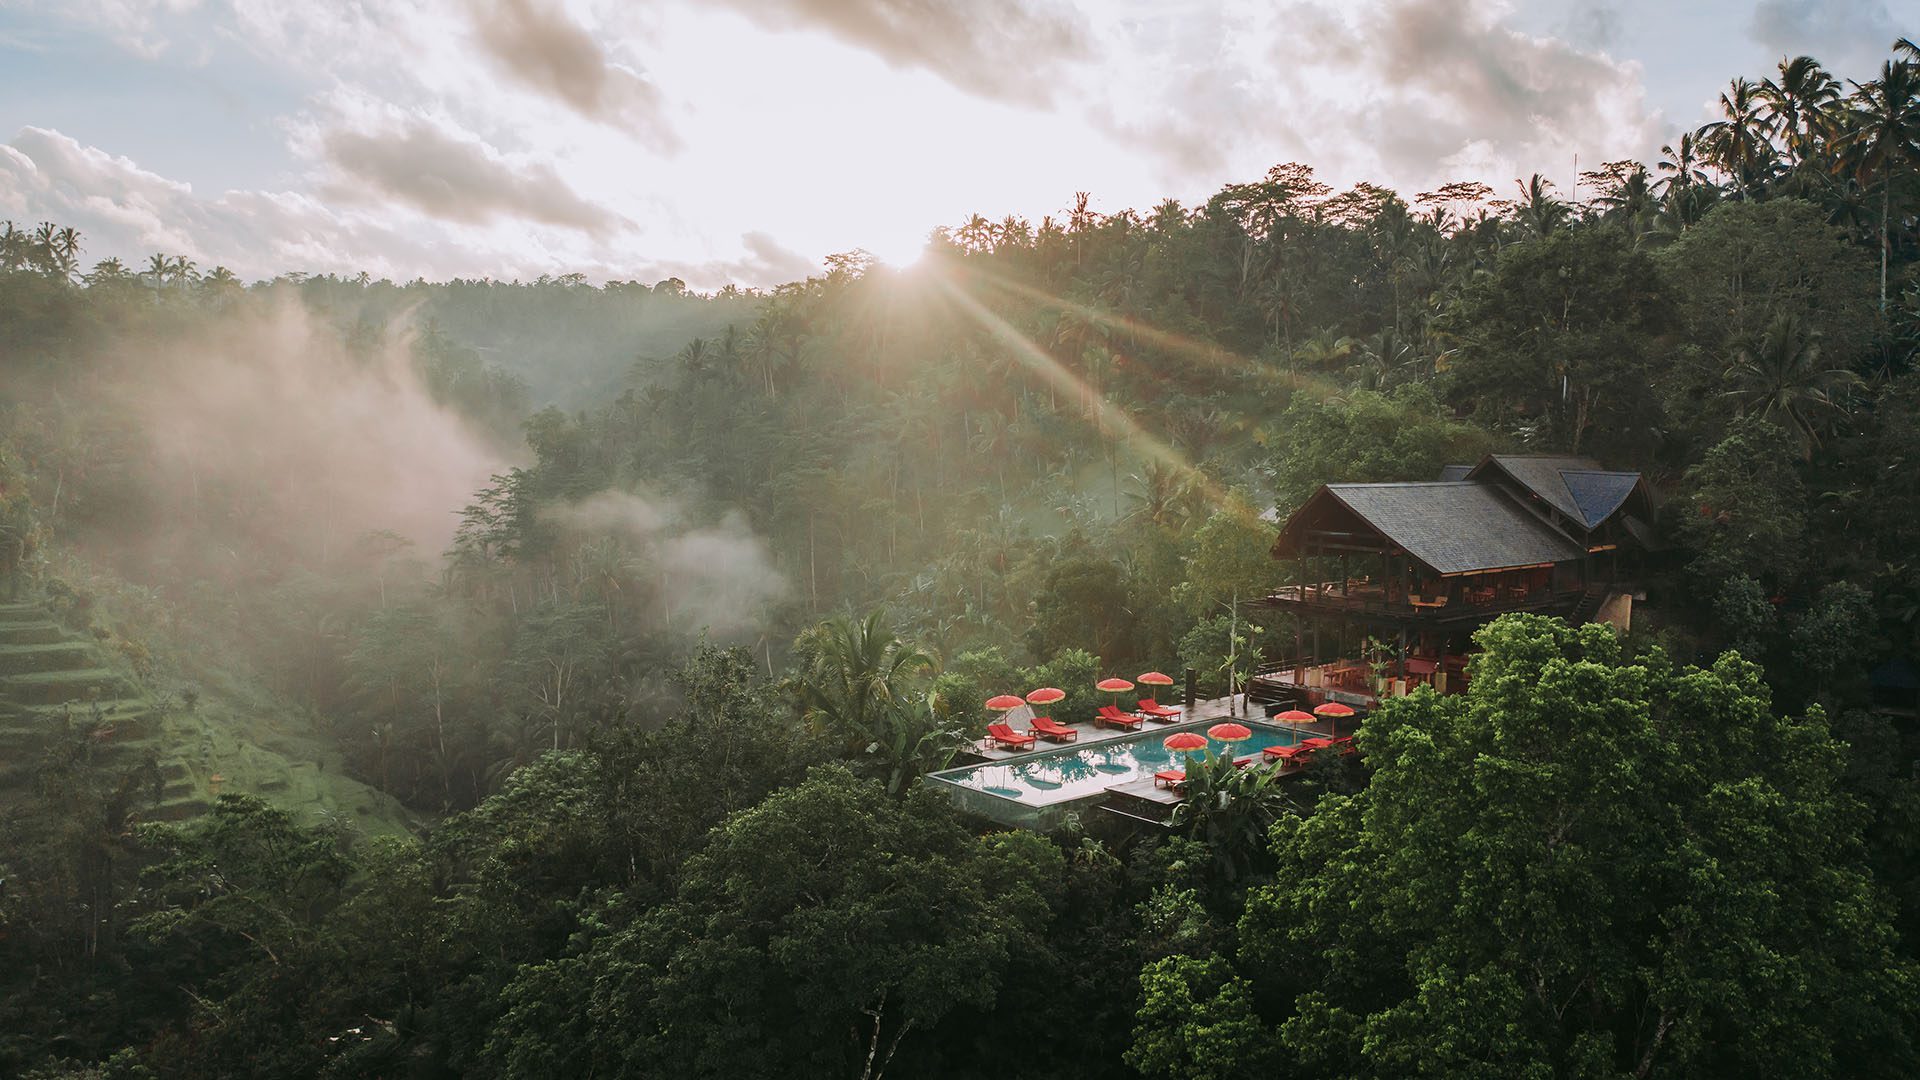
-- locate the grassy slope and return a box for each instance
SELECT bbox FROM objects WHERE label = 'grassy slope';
[0,565,416,837]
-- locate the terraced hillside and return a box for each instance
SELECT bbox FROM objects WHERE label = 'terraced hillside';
[0,601,412,834]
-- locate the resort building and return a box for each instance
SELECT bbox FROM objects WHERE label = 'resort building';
[1249,455,1655,710]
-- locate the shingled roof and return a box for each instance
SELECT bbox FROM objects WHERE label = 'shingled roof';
[1562,470,1643,527]
[1320,482,1586,575]
[1469,455,1598,521]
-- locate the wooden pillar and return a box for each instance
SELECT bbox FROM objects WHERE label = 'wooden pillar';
[1297,549,1313,676]
[1397,624,1408,679]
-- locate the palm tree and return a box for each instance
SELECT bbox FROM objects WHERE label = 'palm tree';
[1656,132,1712,194]
[1722,313,1864,457]
[1837,60,1920,313]
[1698,78,1776,199]
[0,221,22,271]
[790,610,946,792]
[1510,174,1568,236]
[1760,56,1840,168]
[1125,461,1198,533]
[675,336,711,379]
[1168,750,1295,883]
[1589,164,1661,244]
[83,257,129,287]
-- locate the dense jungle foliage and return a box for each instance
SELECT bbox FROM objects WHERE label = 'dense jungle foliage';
[4,43,1920,1080]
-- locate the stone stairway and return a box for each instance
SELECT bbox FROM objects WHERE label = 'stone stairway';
[0,602,205,822]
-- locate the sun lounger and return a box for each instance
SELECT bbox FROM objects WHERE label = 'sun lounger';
[986,723,1036,750]
[1029,716,1080,743]
[1263,743,1306,763]
[1096,705,1144,730]
[1137,699,1181,721]
[1153,769,1186,790]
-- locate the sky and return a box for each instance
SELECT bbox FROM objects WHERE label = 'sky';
[0,0,1914,290]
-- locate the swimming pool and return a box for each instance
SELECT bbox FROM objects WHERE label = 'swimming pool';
[930,719,1304,809]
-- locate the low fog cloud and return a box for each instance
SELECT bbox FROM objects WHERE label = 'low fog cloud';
[544,490,788,638]
[105,300,510,570]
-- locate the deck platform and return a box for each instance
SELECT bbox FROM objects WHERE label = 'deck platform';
[966,695,1259,763]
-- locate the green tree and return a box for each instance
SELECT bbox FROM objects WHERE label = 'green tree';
[1674,416,1808,591]
[1448,228,1670,456]
[1267,386,1496,513]
[1839,60,1920,312]
[1722,313,1863,457]
[490,768,1064,1079]
[1127,954,1279,1080]
[1657,200,1879,375]
[1238,615,1917,1079]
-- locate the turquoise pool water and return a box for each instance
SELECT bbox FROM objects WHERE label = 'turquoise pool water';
[934,721,1304,806]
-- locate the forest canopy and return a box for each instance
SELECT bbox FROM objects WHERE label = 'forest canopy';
[3,39,1920,1080]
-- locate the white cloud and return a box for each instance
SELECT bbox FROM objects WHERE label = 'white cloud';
[1079,0,1662,197]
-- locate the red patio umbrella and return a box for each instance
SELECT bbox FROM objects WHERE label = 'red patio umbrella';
[1207,722,1252,742]
[985,694,1026,712]
[1136,671,1174,688]
[1314,700,1356,737]
[1097,677,1136,693]
[1274,709,1315,723]
[1162,731,1207,752]
[1026,687,1066,719]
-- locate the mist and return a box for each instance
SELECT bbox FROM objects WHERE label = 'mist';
[544,489,789,639]
[62,299,511,588]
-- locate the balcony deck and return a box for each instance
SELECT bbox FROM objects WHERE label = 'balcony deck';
[1257,580,1584,625]
[1248,655,1470,710]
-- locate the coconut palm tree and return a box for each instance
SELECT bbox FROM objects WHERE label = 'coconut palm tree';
[792,610,935,735]
[83,257,129,287]
[1837,60,1920,313]
[1509,174,1569,236]
[1760,55,1841,168]
[1722,313,1864,457]
[1698,78,1777,199]
[790,610,949,793]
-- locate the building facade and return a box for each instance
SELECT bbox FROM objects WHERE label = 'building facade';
[1250,455,1655,709]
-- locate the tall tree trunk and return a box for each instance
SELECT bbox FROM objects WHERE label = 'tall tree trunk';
[1882,179,1892,315]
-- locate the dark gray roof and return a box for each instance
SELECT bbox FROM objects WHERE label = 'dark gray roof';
[1436,464,1473,481]
[1475,455,1603,523]
[1324,482,1586,575]
[1562,470,1641,527]
[1620,514,1664,551]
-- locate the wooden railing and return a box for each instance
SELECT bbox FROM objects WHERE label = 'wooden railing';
[1261,583,1585,619]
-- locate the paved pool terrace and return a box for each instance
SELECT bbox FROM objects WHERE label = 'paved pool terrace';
[963,695,1340,761]
[934,696,1349,830]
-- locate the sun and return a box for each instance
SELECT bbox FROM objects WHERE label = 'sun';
[860,227,930,271]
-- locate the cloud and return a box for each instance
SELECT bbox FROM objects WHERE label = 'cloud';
[469,0,679,149]
[1092,0,1659,195]
[1748,0,1898,74]
[106,301,512,559]
[708,0,1088,104]
[320,116,624,233]
[1558,1,1621,49]
[648,231,818,288]
[0,125,652,284]
[544,491,789,637]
